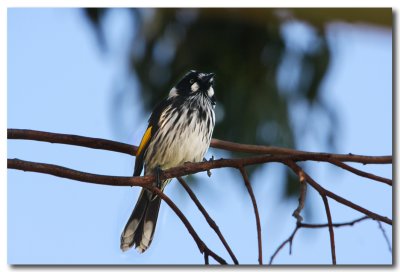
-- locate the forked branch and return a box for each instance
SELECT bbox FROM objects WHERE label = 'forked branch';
[269,216,370,264]
[7,129,392,265]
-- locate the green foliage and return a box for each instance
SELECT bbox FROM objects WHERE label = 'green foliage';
[83,8,387,197]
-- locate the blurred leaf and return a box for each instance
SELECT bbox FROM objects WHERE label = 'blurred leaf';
[291,8,392,29]
[83,8,390,198]
[83,8,107,51]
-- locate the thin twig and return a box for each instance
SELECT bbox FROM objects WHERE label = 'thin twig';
[8,129,392,164]
[149,186,227,265]
[300,216,369,228]
[8,158,392,225]
[285,160,336,264]
[376,221,392,253]
[238,166,263,265]
[327,158,392,186]
[292,169,307,223]
[177,177,239,265]
[269,226,300,264]
[269,216,370,264]
[283,160,391,225]
[321,195,336,264]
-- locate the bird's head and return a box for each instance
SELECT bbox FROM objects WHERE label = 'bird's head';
[169,70,216,106]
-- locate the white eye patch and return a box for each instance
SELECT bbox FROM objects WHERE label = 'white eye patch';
[168,87,178,97]
[191,82,200,92]
[207,86,214,97]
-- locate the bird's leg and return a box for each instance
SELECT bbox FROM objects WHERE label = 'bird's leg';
[155,165,162,189]
[149,166,163,201]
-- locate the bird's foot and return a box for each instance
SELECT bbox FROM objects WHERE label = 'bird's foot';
[203,155,214,162]
[203,156,214,177]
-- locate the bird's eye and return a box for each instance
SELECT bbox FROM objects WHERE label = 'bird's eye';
[190,79,195,84]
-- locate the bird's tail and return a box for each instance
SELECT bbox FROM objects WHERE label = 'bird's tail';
[120,188,162,253]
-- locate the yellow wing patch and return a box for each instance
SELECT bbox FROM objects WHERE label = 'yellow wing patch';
[137,126,152,156]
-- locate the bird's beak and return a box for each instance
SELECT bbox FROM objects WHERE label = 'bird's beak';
[203,73,215,84]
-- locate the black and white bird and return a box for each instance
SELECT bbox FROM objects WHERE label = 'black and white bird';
[120,70,216,253]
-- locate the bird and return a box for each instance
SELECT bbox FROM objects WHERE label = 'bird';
[120,70,216,253]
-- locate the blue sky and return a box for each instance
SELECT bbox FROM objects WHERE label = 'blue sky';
[7,8,392,265]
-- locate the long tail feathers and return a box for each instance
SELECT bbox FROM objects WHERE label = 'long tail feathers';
[120,189,162,253]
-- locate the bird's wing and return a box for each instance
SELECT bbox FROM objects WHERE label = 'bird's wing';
[133,125,153,176]
[133,97,172,176]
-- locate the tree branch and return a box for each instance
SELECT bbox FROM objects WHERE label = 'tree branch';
[238,166,263,265]
[321,195,336,264]
[326,158,392,185]
[285,160,336,264]
[8,157,226,264]
[8,128,136,155]
[210,138,391,164]
[8,158,146,187]
[8,128,393,264]
[176,177,239,265]
[149,186,227,265]
[283,161,391,225]
[9,155,392,226]
[8,129,392,164]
